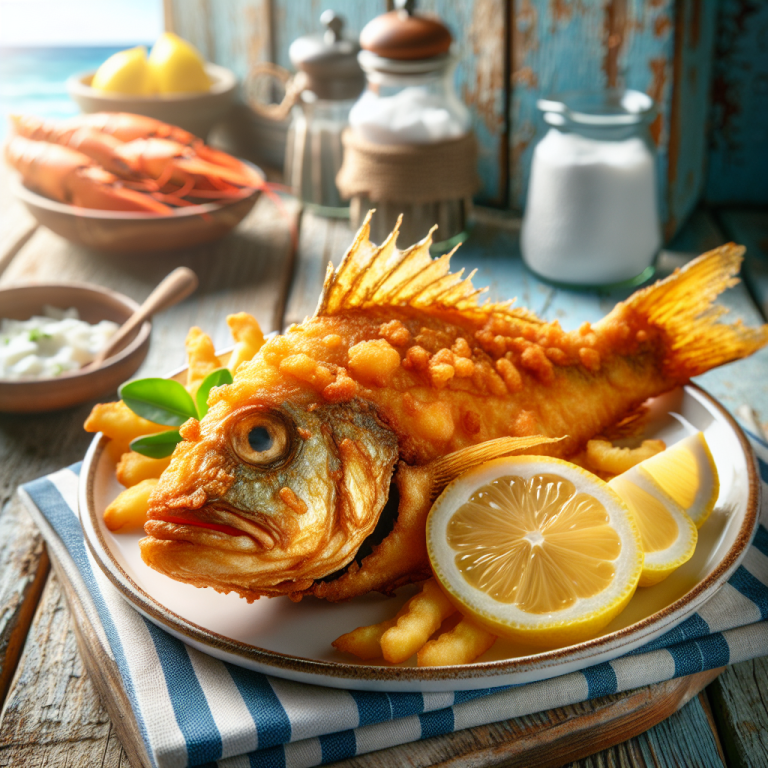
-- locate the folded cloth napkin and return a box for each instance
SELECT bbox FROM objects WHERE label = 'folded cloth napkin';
[18,432,768,768]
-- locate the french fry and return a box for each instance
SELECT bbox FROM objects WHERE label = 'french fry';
[586,439,666,476]
[227,312,265,374]
[116,451,173,488]
[417,617,497,667]
[332,616,399,660]
[103,478,158,532]
[84,401,167,463]
[185,326,220,394]
[380,579,456,664]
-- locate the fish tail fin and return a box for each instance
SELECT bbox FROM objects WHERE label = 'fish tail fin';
[428,435,563,497]
[618,243,768,378]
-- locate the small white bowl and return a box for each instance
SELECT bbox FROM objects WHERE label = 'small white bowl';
[0,283,151,413]
[67,63,237,139]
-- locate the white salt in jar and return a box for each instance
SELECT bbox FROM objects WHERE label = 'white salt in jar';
[521,90,661,286]
[337,1,476,248]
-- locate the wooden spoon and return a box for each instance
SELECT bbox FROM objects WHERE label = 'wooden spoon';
[89,267,198,368]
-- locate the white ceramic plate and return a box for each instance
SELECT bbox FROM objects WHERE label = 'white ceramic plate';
[79,384,759,692]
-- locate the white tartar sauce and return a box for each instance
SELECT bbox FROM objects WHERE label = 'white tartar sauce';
[0,306,119,379]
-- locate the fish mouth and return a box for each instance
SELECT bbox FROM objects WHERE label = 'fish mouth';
[145,502,279,552]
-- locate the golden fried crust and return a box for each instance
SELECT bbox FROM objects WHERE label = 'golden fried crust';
[218,308,666,464]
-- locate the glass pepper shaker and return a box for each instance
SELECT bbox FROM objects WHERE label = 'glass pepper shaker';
[521,89,661,287]
[283,10,366,215]
[337,0,478,249]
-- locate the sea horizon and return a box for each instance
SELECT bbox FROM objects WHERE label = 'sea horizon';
[0,44,153,138]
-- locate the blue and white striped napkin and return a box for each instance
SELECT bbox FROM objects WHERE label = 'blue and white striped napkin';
[18,433,768,768]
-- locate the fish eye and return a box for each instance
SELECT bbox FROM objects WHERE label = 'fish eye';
[231,411,292,467]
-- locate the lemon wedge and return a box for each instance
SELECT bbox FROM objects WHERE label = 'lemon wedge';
[631,432,719,528]
[607,432,718,587]
[92,46,154,95]
[427,456,643,649]
[148,32,211,94]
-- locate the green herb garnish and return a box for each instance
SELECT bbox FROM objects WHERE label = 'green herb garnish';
[130,430,185,459]
[28,329,51,342]
[195,368,233,418]
[120,367,234,458]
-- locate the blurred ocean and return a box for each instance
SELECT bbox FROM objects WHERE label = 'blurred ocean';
[0,46,149,139]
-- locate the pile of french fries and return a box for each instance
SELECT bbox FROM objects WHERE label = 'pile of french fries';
[333,578,497,667]
[84,313,265,532]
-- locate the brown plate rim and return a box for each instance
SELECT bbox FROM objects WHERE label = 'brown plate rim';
[80,382,760,683]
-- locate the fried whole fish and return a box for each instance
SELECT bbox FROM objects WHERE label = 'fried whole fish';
[141,213,768,602]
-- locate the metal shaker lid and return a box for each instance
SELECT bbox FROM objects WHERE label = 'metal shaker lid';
[359,0,452,61]
[288,10,365,100]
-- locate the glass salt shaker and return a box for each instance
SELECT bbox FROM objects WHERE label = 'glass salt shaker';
[283,11,365,215]
[341,0,475,248]
[521,90,661,287]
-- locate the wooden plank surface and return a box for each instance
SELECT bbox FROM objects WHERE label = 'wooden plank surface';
[709,658,768,768]
[0,573,126,768]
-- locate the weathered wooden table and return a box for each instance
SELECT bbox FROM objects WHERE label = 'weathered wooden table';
[1,173,767,766]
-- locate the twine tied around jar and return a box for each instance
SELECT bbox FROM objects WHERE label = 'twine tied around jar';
[336,129,480,205]
[246,62,309,122]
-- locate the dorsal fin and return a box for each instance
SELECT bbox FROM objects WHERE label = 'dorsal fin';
[315,211,543,324]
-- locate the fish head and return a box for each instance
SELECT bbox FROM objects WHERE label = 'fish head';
[140,395,399,599]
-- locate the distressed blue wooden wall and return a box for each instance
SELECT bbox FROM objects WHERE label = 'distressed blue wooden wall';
[706,0,768,205]
[166,0,764,238]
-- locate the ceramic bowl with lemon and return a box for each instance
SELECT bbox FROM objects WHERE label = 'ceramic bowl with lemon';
[68,33,236,138]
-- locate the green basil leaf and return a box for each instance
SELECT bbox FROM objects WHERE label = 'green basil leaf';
[195,368,233,418]
[119,378,198,426]
[130,430,183,459]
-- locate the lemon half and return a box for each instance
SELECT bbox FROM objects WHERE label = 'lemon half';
[148,33,210,94]
[91,46,154,95]
[427,456,643,649]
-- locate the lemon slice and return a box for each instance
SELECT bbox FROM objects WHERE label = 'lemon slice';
[607,431,718,587]
[608,473,697,587]
[633,432,719,528]
[427,456,643,649]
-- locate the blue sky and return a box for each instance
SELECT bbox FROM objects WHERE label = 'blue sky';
[0,0,163,46]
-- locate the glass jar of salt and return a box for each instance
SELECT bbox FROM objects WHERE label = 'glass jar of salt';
[338,0,476,248]
[521,90,661,287]
[283,11,366,215]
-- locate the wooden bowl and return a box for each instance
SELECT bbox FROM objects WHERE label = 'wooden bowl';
[10,171,262,254]
[0,283,150,413]
[66,63,237,139]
